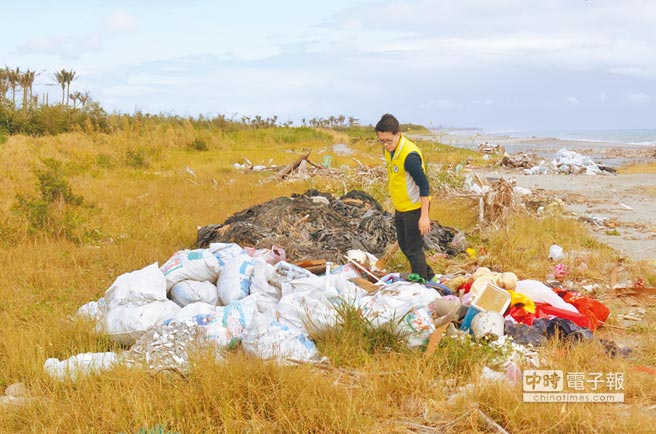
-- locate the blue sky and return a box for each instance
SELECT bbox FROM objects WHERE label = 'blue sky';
[2,0,655,130]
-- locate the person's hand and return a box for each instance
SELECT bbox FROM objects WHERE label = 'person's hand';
[418,215,431,236]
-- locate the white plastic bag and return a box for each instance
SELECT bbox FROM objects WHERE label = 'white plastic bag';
[160,249,220,289]
[216,253,255,305]
[104,262,167,309]
[103,299,181,345]
[277,289,338,332]
[44,352,121,381]
[169,280,219,307]
[515,280,579,313]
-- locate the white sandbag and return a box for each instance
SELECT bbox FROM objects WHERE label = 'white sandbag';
[165,301,219,324]
[515,280,579,313]
[164,296,258,349]
[209,242,245,267]
[270,261,315,292]
[44,352,121,381]
[249,259,281,314]
[160,249,220,289]
[216,253,255,305]
[277,289,338,332]
[104,300,181,345]
[242,313,320,363]
[169,280,219,307]
[281,263,364,301]
[104,262,167,309]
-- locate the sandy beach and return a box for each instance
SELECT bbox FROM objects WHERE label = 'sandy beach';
[420,131,656,262]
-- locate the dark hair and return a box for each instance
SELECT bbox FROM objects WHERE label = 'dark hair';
[375,113,400,134]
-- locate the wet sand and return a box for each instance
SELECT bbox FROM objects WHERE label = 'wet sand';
[415,131,656,262]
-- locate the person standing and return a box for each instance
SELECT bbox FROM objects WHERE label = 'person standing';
[375,113,434,281]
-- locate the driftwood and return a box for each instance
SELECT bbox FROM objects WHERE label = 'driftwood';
[277,152,312,178]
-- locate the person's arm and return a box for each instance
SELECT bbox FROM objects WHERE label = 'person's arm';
[418,196,431,235]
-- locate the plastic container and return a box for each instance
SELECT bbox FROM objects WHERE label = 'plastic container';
[460,305,482,331]
[471,283,511,314]
[471,311,504,341]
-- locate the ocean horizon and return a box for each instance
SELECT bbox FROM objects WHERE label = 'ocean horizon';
[429,128,656,146]
[485,129,656,146]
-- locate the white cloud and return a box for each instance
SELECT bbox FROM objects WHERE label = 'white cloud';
[106,12,137,34]
[17,34,103,58]
[625,92,652,104]
[567,97,580,104]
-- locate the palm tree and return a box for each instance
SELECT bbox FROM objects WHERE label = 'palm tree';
[54,69,76,106]
[6,67,20,107]
[78,91,90,108]
[54,69,67,105]
[64,69,76,106]
[70,91,84,109]
[19,69,36,109]
[0,69,8,102]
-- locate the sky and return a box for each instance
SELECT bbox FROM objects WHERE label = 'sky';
[2,0,655,130]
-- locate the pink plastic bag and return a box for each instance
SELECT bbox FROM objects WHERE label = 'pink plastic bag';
[243,245,286,265]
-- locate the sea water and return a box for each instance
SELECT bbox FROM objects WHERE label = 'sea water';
[487,129,656,146]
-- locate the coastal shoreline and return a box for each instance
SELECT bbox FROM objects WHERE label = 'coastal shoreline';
[415,131,656,262]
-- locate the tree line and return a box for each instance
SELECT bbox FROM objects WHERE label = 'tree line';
[0,67,91,109]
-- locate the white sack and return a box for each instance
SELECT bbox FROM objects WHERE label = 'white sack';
[216,253,255,305]
[209,242,245,267]
[277,289,338,332]
[170,280,219,307]
[160,249,220,289]
[104,262,167,309]
[242,313,320,363]
[104,300,181,345]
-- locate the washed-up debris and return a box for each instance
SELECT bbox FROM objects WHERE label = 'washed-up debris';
[477,143,506,155]
[500,153,537,169]
[524,148,615,175]
[196,190,464,261]
[459,174,517,224]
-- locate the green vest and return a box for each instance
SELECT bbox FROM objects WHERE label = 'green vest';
[384,135,429,212]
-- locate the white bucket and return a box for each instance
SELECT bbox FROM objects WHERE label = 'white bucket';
[471,311,504,341]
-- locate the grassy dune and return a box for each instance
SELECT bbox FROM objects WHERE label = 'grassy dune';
[1,122,655,433]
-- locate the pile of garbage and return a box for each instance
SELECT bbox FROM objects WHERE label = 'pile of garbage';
[47,240,619,381]
[523,148,615,175]
[196,190,464,260]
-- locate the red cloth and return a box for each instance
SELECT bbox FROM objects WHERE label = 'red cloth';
[505,305,535,325]
[560,292,610,330]
[534,303,591,329]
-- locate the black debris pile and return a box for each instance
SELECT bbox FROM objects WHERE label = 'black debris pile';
[196,190,463,261]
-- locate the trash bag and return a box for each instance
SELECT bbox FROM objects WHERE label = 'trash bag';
[216,253,256,305]
[169,280,219,307]
[104,262,167,309]
[160,249,221,289]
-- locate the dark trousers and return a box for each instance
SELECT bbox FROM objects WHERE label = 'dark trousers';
[394,208,434,281]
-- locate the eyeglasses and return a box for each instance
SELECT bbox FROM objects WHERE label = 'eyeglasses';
[377,134,398,145]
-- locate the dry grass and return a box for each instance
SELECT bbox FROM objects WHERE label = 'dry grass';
[618,161,656,174]
[1,126,655,432]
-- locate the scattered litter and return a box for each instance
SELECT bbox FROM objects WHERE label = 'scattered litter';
[523,148,615,175]
[44,352,121,381]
